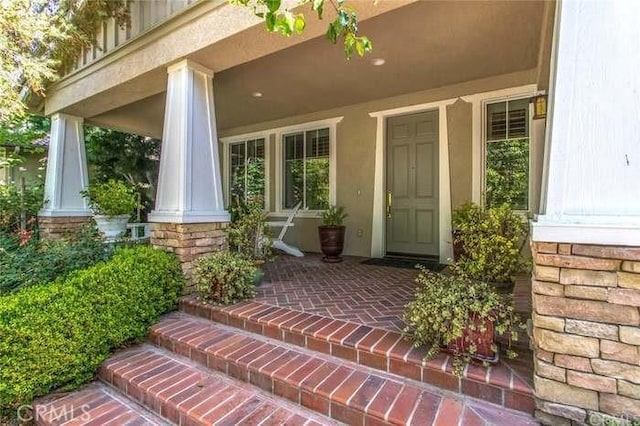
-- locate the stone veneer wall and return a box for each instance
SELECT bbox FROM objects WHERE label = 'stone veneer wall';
[150,222,228,290]
[531,242,640,425]
[38,216,92,240]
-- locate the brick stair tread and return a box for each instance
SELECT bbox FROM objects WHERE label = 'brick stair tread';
[150,313,539,426]
[99,343,339,426]
[34,382,170,425]
[180,298,534,411]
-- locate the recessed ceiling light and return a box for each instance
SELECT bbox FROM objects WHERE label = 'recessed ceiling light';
[371,58,385,66]
[251,91,263,98]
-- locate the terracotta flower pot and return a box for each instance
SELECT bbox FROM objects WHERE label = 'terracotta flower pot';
[318,225,345,263]
[446,314,498,363]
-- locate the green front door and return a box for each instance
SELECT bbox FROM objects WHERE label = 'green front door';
[385,111,439,257]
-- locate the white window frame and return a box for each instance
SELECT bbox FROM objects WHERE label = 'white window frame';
[274,117,342,217]
[220,132,270,211]
[464,84,540,211]
[481,95,534,212]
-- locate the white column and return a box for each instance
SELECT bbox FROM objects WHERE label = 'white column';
[149,59,229,223]
[39,113,90,217]
[533,0,640,246]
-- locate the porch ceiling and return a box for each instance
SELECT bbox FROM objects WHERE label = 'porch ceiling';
[88,1,547,137]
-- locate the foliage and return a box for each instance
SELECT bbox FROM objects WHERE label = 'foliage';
[85,126,161,220]
[321,205,347,226]
[193,250,257,305]
[0,246,183,419]
[228,195,273,264]
[486,138,529,210]
[451,202,529,284]
[403,268,525,376]
[0,226,110,294]
[231,0,372,59]
[285,158,330,210]
[0,0,128,120]
[230,157,265,209]
[0,114,49,171]
[0,183,44,233]
[81,179,137,217]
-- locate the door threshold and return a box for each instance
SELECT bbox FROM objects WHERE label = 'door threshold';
[385,252,439,262]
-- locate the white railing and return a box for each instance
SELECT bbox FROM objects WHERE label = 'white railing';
[126,222,151,242]
[64,0,196,76]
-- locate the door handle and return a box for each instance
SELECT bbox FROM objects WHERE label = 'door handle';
[386,191,392,218]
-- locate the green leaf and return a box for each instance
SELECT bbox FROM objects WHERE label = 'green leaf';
[294,15,306,34]
[264,0,281,13]
[312,0,324,18]
[355,39,364,56]
[326,22,338,44]
[265,11,276,31]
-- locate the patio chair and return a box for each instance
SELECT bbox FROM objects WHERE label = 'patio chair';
[265,202,304,257]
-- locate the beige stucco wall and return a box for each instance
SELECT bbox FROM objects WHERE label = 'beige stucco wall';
[219,69,543,258]
[0,151,46,186]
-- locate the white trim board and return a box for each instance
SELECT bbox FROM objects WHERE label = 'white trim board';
[463,84,539,204]
[369,99,456,264]
[532,220,640,247]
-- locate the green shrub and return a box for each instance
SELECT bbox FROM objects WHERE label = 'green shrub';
[403,268,524,375]
[0,245,183,418]
[452,202,529,283]
[0,183,44,233]
[81,179,138,217]
[0,227,109,294]
[193,250,257,305]
[227,196,272,264]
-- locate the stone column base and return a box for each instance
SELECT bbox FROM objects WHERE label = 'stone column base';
[38,216,92,240]
[531,242,640,425]
[150,222,228,291]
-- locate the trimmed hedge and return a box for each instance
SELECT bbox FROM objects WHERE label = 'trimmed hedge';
[0,245,184,417]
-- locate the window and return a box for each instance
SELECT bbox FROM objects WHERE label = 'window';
[229,138,266,207]
[282,128,330,210]
[484,98,530,210]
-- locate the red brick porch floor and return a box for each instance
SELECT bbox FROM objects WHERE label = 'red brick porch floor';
[256,254,534,386]
[257,255,418,333]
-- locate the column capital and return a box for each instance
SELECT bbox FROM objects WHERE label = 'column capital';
[166,59,214,78]
[50,112,84,123]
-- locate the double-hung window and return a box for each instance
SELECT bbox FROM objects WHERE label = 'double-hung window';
[229,138,266,207]
[484,98,531,210]
[282,128,330,211]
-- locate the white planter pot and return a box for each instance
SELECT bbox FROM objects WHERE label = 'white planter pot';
[94,215,130,242]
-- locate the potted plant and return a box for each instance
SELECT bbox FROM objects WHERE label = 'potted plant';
[227,195,273,285]
[451,202,529,288]
[193,250,257,305]
[81,179,137,242]
[403,267,525,376]
[318,205,347,263]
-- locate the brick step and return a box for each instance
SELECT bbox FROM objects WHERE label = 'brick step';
[180,297,535,415]
[97,344,338,426]
[35,382,170,425]
[150,313,538,425]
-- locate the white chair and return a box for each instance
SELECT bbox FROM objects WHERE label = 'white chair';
[265,202,304,257]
